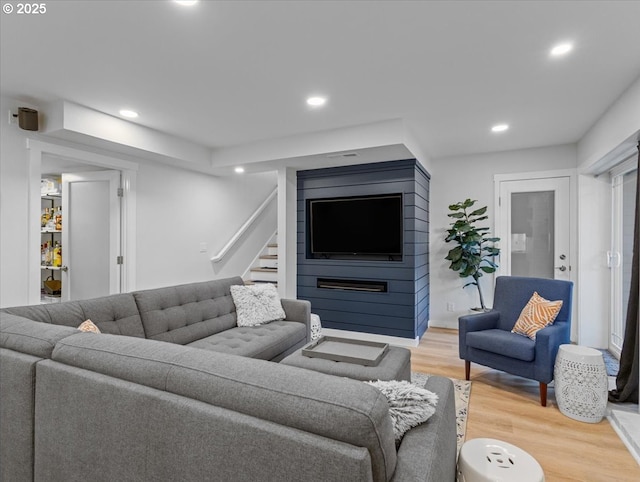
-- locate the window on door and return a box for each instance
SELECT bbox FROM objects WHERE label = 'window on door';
[510,191,555,278]
[496,175,571,282]
[610,165,637,357]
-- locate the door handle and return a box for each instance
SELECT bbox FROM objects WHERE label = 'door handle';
[60,265,68,272]
[555,265,567,272]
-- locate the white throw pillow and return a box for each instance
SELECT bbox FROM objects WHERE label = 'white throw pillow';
[230,283,286,327]
[365,380,439,441]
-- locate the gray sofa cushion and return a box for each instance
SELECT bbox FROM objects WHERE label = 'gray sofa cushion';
[187,321,306,360]
[0,312,79,358]
[51,333,397,482]
[77,294,145,337]
[391,376,457,482]
[2,294,145,338]
[0,349,41,482]
[4,302,85,327]
[35,360,375,482]
[134,277,244,344]
[0,315,78,482]
[281,298,311,339]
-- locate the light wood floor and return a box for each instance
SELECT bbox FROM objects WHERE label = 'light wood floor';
[410,327,640,482]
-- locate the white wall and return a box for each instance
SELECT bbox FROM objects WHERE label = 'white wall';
[134,162,276,289]
[429,144,577,328]
[578,76,640,170]
[0,97,35,307]
[0,97,278,306]
[575,75,640,348]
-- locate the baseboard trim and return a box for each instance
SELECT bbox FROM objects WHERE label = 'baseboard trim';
[428,319,459,330]
[321,328,420,348]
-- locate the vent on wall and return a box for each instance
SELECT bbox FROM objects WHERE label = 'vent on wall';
[326,152,359,159]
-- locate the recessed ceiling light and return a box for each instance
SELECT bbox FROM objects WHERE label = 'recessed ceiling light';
[491,124,509,133]
[234,166,245,174]
[174,0,198,6]
[550,42,573,57]
[306,96,327,107]
[119,109,139,119]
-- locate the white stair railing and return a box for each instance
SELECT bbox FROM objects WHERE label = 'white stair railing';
[210,188,277,263]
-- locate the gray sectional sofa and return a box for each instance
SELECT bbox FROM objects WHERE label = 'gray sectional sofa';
[0,276,457,482]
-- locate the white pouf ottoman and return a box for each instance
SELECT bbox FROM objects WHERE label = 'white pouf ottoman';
[457,438,544,482]
[554,344,608,423]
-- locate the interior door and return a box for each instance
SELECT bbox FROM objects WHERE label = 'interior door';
[496,177,571,281]
[609,167,637,356]
[61,171,121,301]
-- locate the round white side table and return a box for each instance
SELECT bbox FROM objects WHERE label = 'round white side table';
[457,438,544,482]
[310,313,322,340]
[554,344,608,423]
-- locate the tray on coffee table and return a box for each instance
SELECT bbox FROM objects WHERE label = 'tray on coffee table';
[301,336,389,366]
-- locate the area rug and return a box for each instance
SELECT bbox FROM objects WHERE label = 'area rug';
[412,372,471,453]
[597,349,620,377]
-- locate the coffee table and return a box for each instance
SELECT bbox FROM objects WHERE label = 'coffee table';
[280,341,411,382]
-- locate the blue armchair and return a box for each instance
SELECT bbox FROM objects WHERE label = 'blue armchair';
[458,276,573,406]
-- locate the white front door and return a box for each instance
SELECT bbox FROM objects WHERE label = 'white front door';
[61,171,121,301]
[496,176,572,282]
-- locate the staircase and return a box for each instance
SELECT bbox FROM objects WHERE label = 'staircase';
[246,243,278,285]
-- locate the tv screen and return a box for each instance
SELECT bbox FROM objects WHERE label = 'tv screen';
[308,193,403,257]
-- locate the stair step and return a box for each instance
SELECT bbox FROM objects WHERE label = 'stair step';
[244,280,278,287]
[260,256,278,269]
[267,244,278,256]
[250,267,278,282]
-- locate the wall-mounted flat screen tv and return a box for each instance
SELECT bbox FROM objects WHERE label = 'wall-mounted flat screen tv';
[308,193,403,257]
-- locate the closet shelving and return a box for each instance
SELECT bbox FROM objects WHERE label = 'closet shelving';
[41,191,63,303]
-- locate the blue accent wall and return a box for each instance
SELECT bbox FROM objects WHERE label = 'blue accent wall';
[297,159,430,339]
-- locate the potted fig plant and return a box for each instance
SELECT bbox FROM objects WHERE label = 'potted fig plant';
[444,199,500,311]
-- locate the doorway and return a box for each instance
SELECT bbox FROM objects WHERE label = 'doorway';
[494,170,577,337]
[609,163,637,357]
[61,170,122,301]
[27,139,137,305]
[496,175,572,282]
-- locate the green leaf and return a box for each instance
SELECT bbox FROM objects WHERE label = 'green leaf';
[480,266,497,273]
[464,233,482,243]
[469,206,487,216]
[448,212,465,219]
[451,260,465,271]
[461,265,476,277]
[445,247,462,262]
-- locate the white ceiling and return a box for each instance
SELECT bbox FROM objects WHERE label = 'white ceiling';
[2,0,640,162]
